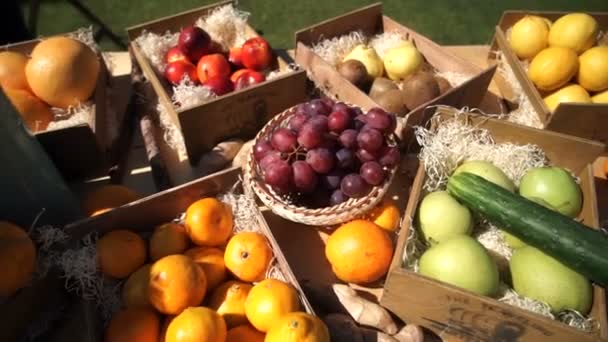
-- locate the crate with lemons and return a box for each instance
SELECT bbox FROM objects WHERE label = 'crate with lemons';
[57,191,329,342]
[508,13,608,110]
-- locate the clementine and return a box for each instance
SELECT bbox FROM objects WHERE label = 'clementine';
[3,87,53,133]
[165,306,227,342]
[367,198,401,231]
[82,184,140,216]
[149,223,189,261]
[96,230,146,279]
[0,221,36,297]
[224,232,273,282]
[149,254,207,315]
[208,280,252,328]
[245,279,300,332]
[121,264,152,308]
[184,197,233,246]
[226,324,265,342]
[325,219,394,284]
[0,51,30,91]
[184,247,226,291]
[105,307,160,342]
[265,312,330,342]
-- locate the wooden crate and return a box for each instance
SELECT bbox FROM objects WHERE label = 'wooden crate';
[490,11,608,145]
[294,3,498,131]
[2,35,109,180]
[127,0,308,165]
[381,108,608,341]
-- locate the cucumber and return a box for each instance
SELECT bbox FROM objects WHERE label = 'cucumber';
[447,171,608,287]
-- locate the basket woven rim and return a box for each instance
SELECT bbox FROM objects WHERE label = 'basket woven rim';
[243,103,398,226]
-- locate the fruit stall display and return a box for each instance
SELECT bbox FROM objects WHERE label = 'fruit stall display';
[127,1,308,164]
[0,30,111,179]
[490,11,608,144]
[295,3,497,134]
[381,107,608,341]
[245,98,401,225]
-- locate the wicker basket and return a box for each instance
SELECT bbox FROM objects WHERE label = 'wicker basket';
[243,104,398,226]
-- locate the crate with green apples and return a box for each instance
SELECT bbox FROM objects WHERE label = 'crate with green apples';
[381,107,608,341]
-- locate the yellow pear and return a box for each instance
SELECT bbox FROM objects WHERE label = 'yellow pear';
[343,45,384,79]
[383,44,423,81]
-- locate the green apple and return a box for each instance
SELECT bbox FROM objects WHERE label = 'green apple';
[418,191,473,245]
[419,235,499,296]
[343,45,384,79]
[518,166,582,217]
[510,246,592,314]
[383,44,422,81]
[453,160,515,192]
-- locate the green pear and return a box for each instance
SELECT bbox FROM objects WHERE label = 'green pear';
[383,44,423,81]
[343,45,384,79]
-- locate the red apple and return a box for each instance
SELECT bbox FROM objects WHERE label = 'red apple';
[196,53,231,83]
[230,69,250,83]
[164,60,198,85]
[177,26,211,62]
[203,76,234,96]
[165,46,189,64]
[234,70,266,90]
[241,37,273,71]
[229,46,243,67]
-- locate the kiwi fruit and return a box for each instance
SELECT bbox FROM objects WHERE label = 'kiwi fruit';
[401,71,440,110]
[337,60,370,90]
[435,76,452,94]
[375,89,408,116]
[369,77,399,101]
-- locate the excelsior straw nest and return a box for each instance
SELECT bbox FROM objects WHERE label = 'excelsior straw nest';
[401,107,596,332]
[135,4,296,158]
[41,187,287,326]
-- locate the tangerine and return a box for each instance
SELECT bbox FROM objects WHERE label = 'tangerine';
[367,198,401,231]
[208,280,252,328]
[149,254,207,315]
[245,279,300,332]
[224,232,273,282]
[105,307,159,342]
[82,184,140,216]
[265,312,330,342]
[325,219,394,284]
[0,221,36,297]
[184,198,233,247]
[226,324,265,342]
[96,230,146,279]
[184,247,226,291]
[165,306,227,342]
[121,264,152,308]
[149,223,189,261]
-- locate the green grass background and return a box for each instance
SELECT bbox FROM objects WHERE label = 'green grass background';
[23,0,608,50]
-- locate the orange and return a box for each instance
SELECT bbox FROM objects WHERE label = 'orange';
[367,198,401,231]
[159,315,176,342]
[91,208,112,217]
[149,223,189,261]
[121,264,152,308]
[184,198,233,246]
[604,159,608,178]
[3,87,53,133]
[226,324,265,342]
[96,230,146,279]
[26,36,100,109]
[0,51,30,91]
[265,312,330,342]
[245,279,300,332]
[184,247,226,291]
[149,254,207,315]
[0,221,36,297]
[224,232,273,282]
[325,219,394,284]
[105,307,160,342]
[208,280,252,328]
[82,184,140,216]
[165,306,227,342]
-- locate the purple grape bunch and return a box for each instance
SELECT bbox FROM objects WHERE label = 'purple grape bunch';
[253,99,400,208]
